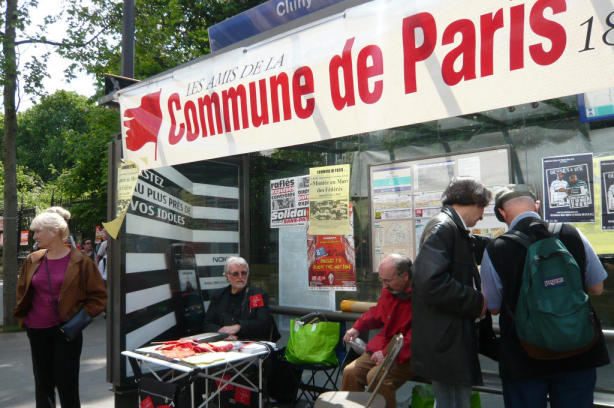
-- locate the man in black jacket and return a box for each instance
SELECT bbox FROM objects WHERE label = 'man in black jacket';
[481,185,609,407]
[203,256,279,341]
[412,178,491,408]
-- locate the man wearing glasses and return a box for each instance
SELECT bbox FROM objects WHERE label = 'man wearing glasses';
[203,256,279,341]
[341,253,413,408]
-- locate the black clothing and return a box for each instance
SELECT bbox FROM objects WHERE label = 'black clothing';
[27,326,82,408]
[486,218,609,380]
[203,286,280,341]
[412,206,490,386]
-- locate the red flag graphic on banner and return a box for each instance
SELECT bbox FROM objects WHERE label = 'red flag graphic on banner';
[123,89,163,160]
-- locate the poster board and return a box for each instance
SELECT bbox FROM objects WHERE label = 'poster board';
[369,146,511,272]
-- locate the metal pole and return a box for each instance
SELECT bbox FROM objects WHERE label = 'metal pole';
[121,0,135,78]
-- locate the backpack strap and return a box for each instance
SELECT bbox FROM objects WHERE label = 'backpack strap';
[500,230,533,249]
[547,222,563,237]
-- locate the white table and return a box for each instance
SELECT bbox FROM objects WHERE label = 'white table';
[122,342,272,408]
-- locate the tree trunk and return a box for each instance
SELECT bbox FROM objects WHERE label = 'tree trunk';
[3,0,19,330]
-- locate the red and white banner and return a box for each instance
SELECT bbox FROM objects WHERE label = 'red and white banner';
[119,0,614,170]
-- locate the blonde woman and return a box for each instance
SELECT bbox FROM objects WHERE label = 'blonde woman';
[13,207,106,408]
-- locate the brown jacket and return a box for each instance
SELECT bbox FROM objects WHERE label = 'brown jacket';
[14,248,107,323]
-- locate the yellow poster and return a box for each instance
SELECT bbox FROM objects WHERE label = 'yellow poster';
[308,164,351,235]
[573,155,614,255]
[103,161,140,239]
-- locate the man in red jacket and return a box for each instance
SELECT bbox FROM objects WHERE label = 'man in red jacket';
[341,253,413,408]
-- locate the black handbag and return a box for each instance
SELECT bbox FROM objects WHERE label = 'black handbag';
[45,253,93,341]
[60,308,92,341]
[476,312,499,361]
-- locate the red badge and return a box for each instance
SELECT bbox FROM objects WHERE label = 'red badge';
[139,396,154,408]
[234,387,252,406]
[249,294,264,309]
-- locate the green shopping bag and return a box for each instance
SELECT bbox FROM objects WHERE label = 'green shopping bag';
[410,384,481,408]
[284,319,340,366]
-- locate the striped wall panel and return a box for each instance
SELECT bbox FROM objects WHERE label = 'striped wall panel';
[122,164,240,359]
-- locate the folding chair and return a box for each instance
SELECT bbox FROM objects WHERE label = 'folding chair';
[290,319,349,405]
[313,333,404,408]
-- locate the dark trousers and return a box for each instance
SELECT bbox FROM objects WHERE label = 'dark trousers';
[27,326,83,408]
[502,368,596,408]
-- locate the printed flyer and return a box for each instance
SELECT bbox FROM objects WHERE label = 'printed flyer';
[601,159,614,230]
[307,223,356,291]
[308,164,351,235]
[543,153,595,223]
[270,175,309,228]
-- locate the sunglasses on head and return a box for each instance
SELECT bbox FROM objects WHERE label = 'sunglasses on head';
[229,270,248,278]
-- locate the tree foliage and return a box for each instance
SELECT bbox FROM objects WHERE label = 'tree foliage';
[60,0,268,84]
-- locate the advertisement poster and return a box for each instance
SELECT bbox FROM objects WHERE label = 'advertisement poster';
[308,164,351,235]
[95,226,105,244]
[601,159,614,230]
[307,201,356,292]
[270,175,309,228]
[543,153,595,223]
[371,165,412,220]
[20,231,29,246]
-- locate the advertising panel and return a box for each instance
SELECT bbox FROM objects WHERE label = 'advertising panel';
[543,153,595,223]
[601,159,614,230]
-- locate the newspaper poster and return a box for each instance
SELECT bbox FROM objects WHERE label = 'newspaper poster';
[307,204,356,293]
[543,153,595,223]
[308,164,351,235]
[601,159,614,230]
[270,175,309,228]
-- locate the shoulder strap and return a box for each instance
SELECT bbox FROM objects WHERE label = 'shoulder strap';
[548,222,563,237]
[500,230,533,248]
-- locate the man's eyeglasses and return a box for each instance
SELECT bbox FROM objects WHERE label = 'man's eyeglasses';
[229,270,248,278]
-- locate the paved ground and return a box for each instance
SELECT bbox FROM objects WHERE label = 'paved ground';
[0,280,504,407]
[0,315,114,407]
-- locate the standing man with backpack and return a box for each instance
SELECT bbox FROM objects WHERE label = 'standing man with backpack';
[481,184,609,408]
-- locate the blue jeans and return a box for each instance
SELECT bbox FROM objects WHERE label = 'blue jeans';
[432,381,472,408]
[502,368,596,408]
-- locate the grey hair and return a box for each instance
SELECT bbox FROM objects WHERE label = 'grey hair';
[224,256,249,275]
[30,208,70,240]
[45,206,71,221]
[386,253,413,279]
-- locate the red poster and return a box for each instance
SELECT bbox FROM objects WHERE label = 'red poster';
[307,234,355,290]
[20,230,29,246]
[234,387,252,406]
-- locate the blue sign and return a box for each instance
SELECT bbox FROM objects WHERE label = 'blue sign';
[208,0,345,52]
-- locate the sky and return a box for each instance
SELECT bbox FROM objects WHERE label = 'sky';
[17,1,97,111]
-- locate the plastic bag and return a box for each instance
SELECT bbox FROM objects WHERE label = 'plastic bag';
[284,319,340,366]
[411,384,481,408]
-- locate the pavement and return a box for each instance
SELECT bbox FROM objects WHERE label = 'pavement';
[0,315,114,407]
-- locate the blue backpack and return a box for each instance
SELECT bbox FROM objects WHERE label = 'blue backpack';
[502,223,598,360]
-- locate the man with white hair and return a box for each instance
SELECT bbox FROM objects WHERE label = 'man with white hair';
[203,256,279,341]
[481,184,609,407]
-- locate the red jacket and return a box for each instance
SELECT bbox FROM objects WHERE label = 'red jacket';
[352,288,412,364]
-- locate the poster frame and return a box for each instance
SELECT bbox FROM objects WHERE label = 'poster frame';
[368,145,512,273]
